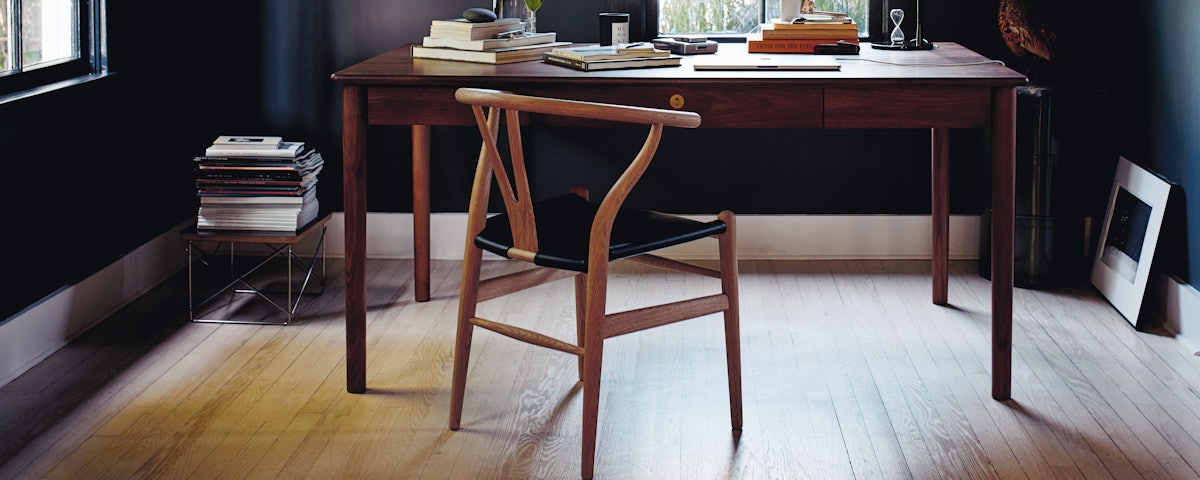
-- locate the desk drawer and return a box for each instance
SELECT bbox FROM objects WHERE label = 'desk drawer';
[368,87,476,126]
[528,86,824,128]
[825,86,991,128]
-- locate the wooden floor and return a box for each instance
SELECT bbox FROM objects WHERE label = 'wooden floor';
[2,258,1199,479]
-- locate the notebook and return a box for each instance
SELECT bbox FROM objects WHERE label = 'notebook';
[692,54,841,71]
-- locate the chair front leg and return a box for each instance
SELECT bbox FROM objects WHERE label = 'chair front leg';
[449,244,484,430]
[581,264,608,479]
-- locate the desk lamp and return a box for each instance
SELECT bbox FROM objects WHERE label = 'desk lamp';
[871,0,933,50]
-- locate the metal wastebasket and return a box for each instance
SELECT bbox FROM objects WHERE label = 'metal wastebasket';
[979,85,1091,288]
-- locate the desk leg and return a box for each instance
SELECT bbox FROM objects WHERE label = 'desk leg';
[343,85,367,393]
[991,87,1016,401]
[413,125,431,302]
[931,128,949,306]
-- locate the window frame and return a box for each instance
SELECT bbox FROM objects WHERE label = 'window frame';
[653,0,881,42]
[0,0,107,101]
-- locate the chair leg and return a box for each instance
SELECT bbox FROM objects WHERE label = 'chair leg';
[573,185,591,384]
[718,210,743,430]
[450,245,484,430]
[574,273,587,382]
[580,268,608,479]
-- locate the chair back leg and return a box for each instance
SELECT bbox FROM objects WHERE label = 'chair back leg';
[718,210,743,429]
[574,273,588,382]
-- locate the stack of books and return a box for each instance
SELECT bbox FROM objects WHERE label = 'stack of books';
[412,16,570,64]
[750,13,860,53]
[193,135,323,234]
[542,43,682,71]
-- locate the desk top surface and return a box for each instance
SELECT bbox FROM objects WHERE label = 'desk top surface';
[333,42,1026,88]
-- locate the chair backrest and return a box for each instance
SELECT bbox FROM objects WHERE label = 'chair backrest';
[454,87,702,262]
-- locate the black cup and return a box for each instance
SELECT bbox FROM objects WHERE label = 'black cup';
[599,13,630,46]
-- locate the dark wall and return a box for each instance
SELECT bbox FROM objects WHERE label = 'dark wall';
[3,0,1194,321]
[0,2,333,320]
[1147,0,1199,289]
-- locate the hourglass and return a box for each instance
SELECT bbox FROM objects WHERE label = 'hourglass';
[870,0,934,50]
[889,8,905,45]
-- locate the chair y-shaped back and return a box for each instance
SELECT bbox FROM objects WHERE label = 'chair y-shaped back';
[449,87,742,479]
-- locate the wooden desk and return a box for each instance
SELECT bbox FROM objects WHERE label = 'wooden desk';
[332,42,1026,400]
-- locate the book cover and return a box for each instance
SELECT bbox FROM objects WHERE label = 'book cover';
[412,42,570,65]
[204,141,305,158]
[549,44,670,62]
[429,21,526,41]
[420,32,557,51]
[747,38,857,53]
[542,53,682,72]
[212,135,282,148]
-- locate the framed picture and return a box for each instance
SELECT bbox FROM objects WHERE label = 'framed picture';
[1090,156,1173,326]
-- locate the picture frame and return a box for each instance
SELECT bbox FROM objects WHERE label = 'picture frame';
[1090,156,1173,326]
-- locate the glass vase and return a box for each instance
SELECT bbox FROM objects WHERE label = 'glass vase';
[495,0,522,20]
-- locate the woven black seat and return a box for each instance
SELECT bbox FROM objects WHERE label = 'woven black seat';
[476,193,728,272]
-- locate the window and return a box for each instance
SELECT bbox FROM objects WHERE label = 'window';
[659,0,870,36]
[0,0,105,99]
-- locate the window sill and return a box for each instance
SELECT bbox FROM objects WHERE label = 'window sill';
[0,71,116,106]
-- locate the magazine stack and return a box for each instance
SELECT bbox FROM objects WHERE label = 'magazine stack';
[193,135,323,234]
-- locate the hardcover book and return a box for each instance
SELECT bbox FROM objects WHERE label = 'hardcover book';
[747,37,858,54]
[204,141,305,158]
[429,19,526,41]
[412,42,570,65]
[782,14,853,24]
[212,135,283,148]
[429,17,521,29]
[761,26,859,41]
[200,194,307,205]
[549,44,670,62]
[196,150,323,167]
[769,21,859,30]
[542,53,682,71]
[420,32,557,51]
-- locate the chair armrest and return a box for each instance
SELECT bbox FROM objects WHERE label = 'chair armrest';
[455,88,701,128]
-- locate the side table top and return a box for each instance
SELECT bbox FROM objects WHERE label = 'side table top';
[180,212,332,244]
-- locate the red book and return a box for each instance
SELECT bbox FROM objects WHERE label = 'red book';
[761,27,859,41]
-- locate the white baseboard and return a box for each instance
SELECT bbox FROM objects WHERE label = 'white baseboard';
[0,220,191,387]
[5,212,1197,389]
[1147,272,1200,353]
[323,212,985,261]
